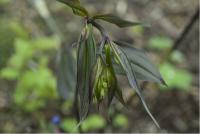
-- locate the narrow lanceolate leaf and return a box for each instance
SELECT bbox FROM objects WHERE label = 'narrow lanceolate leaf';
[114,41,166,85]
[92,14,142,28]
[57,0,88,17]
[76,25,96,121]
[115,87,126,107]
[110,42,160,128]
[88,24,97,103]
[104,44,117,106]
[57,46,76,100]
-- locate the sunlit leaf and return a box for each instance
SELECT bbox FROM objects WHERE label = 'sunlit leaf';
[57,0,88,17]
[92,14,142,27]
[61,118,78,133]
[81,114,105,131]
[113,114,128,128]
[148,36,172,51]
[160,63,192,90]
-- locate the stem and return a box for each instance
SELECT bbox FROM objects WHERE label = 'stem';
[88,20,108,38]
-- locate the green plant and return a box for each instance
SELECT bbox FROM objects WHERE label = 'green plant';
[57,0,166,128]
[160,63,192,90]
[0,37,59,112]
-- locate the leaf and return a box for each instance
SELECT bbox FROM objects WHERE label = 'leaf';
[114,41,166,85]
[110,42,160,128]
[160,63,192,90]
[92,14,142,28]
[57,46,76,100]
[148,36,172,51]
[81,114,105,131]
[104,44,117,106]
[76,24,96,121]
[57,0,88,17]
[88,24,97,103]
[115,87,126,107]
[113,114,128,128]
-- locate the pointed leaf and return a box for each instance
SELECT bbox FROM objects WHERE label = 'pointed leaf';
[104,44,117,106]
[113,61,164,84]
[115,87,126,107]
[57,0,88,17]
[115,41,166,85]
[76,25,96,121]
[88,24,97,103]
[110,42,160,128]
[92,14,142,28]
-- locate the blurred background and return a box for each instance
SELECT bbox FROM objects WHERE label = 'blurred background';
[0,0,199,133]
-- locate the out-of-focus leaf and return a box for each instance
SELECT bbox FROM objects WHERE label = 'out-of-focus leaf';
[10,22,29,39]
[110,42,160,128]
[113,114,128,128]
[148,36,172,51]
[57,0,88,17]
[57,46,76,100]
[160,63,192,90]
[32,37,58,50]
[14,59,58,112]
[81,114,105,131]
[61,118,78,133]
[9,39,34,69]
[114,41,166,85]
[170,50,185,63]
[0,0,10,5]
[0,67,19,80]
[0,20,15,69]
[92,14,142,28]
[76,24,96,121]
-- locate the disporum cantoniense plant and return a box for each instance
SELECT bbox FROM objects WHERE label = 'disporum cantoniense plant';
[57,0,166,128]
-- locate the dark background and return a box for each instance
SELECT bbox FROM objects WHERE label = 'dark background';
[0,0,199,133]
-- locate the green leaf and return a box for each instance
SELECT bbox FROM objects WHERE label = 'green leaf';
[114,41,166,85]
[115,87,126,107]
[57,0,88,17]
[92,14,142,28]
[110,42,160,128]
[104,44,117,106]
[61,118,78,133]
[57,46,76,100]
[76,24,96,121]
[81,114,105,131]
[160,63,192,90]
[148,36,172,51]
[113,114,128,128]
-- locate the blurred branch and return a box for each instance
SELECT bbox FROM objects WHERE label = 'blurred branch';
[160,8,199,63]
[28,0,64,42]
[126,7,199,106]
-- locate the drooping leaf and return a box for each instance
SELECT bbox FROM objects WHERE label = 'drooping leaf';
[115,87,126,107]
[104,44,117,106]
[57,46,76,100]
[76,24,96,121]
[113,61,164,84]
[88,24,97,103]
[92,14,142,28]
[57,0,88,17]
[114,41,166,85]
[110,42,160,128]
